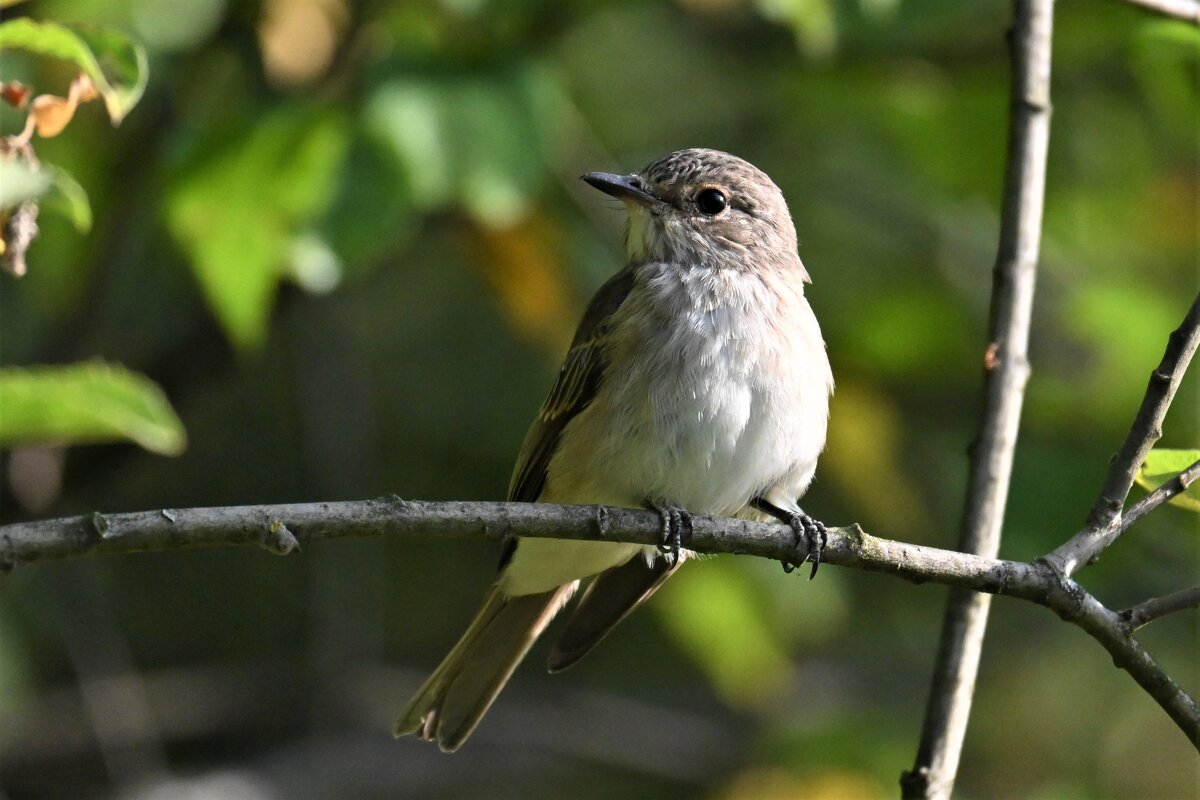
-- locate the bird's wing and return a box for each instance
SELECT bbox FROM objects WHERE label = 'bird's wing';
[506,266,636,505]
[499,266,635,570]
[546,551,681,672]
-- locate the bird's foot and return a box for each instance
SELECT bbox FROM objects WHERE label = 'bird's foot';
[782,511,827,579]
[645,500,691,567]
[750,497,827,579]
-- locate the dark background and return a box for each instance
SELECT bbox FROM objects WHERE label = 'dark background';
[0,0,1197,797]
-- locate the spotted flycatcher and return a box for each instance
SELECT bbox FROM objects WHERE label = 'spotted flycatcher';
[395,148,833,751]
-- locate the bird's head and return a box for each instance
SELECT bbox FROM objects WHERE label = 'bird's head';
[582,148,807,280]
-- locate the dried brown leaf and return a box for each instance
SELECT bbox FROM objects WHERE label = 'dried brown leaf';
[30,94,77,138]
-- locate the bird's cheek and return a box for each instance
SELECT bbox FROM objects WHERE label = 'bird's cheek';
[625,208,659,261]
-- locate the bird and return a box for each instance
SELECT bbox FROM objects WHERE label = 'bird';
[394,148,833,752]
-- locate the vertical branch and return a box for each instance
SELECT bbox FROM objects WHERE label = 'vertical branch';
[901,1,1055,798]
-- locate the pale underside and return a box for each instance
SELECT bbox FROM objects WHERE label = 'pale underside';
[502,259,831,596]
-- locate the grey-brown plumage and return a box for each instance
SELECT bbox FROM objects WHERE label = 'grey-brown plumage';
[547,553,680,673]
[396,148,832,751]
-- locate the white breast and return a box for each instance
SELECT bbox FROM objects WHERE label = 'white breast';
[503,262,831,596]
[545,262,832,517]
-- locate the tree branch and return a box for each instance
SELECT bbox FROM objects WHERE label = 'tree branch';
[1120,0,1200,24]
[1086,293,1200,531]
[1,499,1196,747]
[903,2,1055,798]
[1120,586,1200,631]
[1045,294,1200,575]
[1121,457,1200,529]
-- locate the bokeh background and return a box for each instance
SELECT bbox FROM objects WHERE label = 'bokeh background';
[1,0,1197,797]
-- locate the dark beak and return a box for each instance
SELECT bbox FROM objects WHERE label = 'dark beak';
[581,172,658,207]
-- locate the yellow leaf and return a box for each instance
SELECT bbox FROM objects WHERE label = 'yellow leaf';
[1135,448,1200,513]
[30,94,76,138]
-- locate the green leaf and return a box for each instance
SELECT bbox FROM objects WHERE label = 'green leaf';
[0,18,148,123]
[0,159,92,231]
[36,164,92,231]
[167,107,348,349]
[365,62,564,229]
[1135,449,1200,513]
[0,362,186,456]
[0,159,50,209]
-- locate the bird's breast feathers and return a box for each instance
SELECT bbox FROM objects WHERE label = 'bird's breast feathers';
[543,261,832,516]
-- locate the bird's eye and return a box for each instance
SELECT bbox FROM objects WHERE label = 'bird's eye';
[695,188,727,215]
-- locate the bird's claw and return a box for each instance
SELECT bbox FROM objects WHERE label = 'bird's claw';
[646,501,691,567]
[782,512,827,579]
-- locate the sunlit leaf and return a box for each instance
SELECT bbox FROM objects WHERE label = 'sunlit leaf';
[0,159,50,208]
[0,362,186,456]
[1135,448,1200,513]
[0,159,91,231]
[0,19,147,123]
[167,107,349,349]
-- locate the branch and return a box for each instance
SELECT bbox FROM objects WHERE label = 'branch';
[1,499,1196,747]
[0,500,1027,583]
[1120,586,1200,631]
[1045,294,1200,575]
[1086,293,1200,531]
[903,2,1055,798]
[1121,457,1200,529]
[1120,0,1200,24]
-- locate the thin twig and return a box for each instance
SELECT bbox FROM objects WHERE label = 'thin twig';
[1086,293,1200,530]
[1122,457,1200,529]
[1,499,1196,747]
[1120,586,1200,631]
[1119,0,1200,24]
[902,2,1055,798]
[1045,294,1200,575]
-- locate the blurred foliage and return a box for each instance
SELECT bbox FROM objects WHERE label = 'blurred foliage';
[0,158,90,230]
[0,15,179,467]
[167,104,349,348]
[0,17,147,122]
[0,0,1197,798]
[0,361,185,455]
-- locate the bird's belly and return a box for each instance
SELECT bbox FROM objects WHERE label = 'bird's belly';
[516,264,830,592]
[501,538,648,596]
[547,354,822,517]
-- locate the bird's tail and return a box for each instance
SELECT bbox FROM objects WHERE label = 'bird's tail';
[394,582,575,752]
